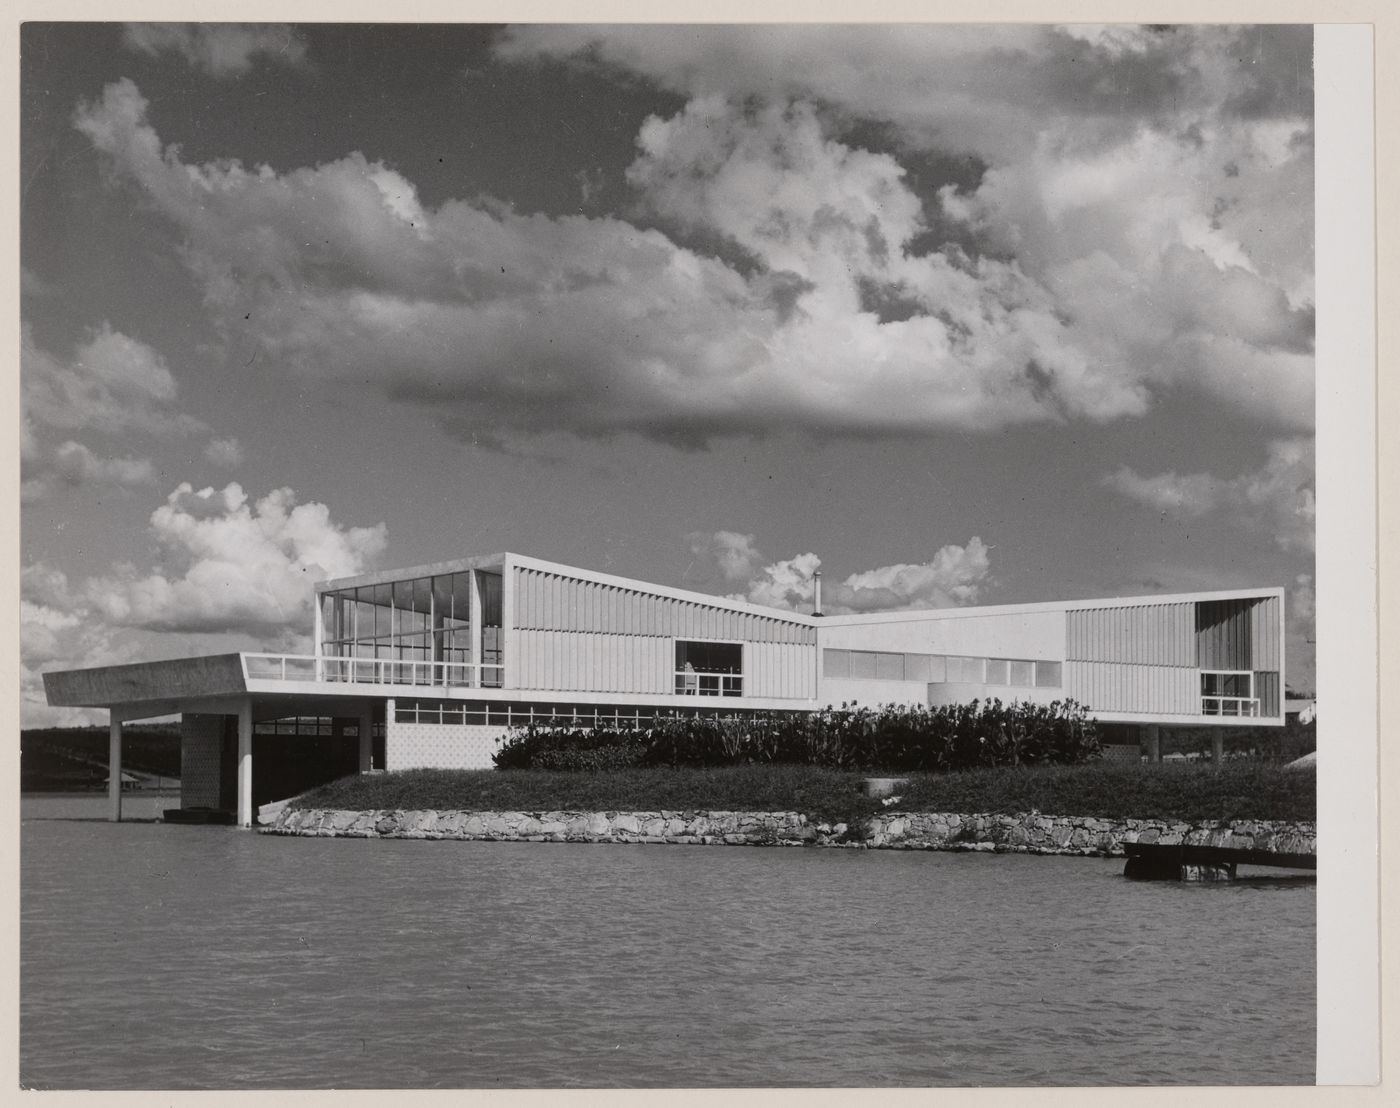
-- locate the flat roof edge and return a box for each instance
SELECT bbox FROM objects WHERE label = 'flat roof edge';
[815,586,1286,625]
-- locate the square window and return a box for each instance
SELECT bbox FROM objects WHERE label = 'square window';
[984,659,1009,685]
[1009,660,1034,687]
[823,649,851,679]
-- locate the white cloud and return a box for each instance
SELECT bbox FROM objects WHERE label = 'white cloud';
[204,436,244,468]
[22,321,206,438]
[54,441,157,487]
[121,23,308,77]
[729,539,992,614]
[686,530,764,582]
[21,483,387,724]
[503,24,1314,432]
[1103,438,1315,552]
[84,482,387,634]
[73,77,1155,448]
[22,440,158,503]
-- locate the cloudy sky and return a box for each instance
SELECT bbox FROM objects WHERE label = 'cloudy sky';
[19,22,1317,724]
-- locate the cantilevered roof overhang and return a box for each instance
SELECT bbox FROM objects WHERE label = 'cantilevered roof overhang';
[43,654,251,714]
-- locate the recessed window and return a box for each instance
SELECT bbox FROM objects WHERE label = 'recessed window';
[1201,671,1257,716]
[822,649,851,679]
[675,641,743,697]
[1009,660,1034,687]
[1034,661,1062,687]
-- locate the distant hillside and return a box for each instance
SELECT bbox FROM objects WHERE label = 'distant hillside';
[21,725,181,792]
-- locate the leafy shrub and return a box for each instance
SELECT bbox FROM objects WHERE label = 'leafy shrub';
[492,699,1100,773]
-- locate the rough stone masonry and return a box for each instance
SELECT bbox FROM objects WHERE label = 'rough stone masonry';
[262,807,1316,857]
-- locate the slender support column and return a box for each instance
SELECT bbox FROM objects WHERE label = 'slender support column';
[108,713,123,823]
[359,704,374,773]
[237,699,254,829]
[1143,724,1161,764]
[469,570,483,687]
[384,699,395,772]
[1211,732,1225,765]
[313,590,324,682]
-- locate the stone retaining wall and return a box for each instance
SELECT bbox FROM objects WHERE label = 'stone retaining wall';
[262,807,1316,856]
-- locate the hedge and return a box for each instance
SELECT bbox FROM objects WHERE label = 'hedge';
[492,699,1101,773]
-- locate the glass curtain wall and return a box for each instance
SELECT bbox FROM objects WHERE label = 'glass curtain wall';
[319,569,503,683]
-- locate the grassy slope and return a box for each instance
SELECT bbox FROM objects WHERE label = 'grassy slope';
[292,761,1315,824]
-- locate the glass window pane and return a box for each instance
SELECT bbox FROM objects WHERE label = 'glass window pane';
[1034,661,1062,687]
[822,649,850,679]
[875,652,904,681]
[1009,660,1034,687]
[984,658,1009,685]
[927,655,947,683]
[850,651,877,680]
[948,656,982,683]
[904,654,932,683]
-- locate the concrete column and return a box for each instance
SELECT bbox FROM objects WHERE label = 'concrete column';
[359,704,374,773]
[1211,732,1225,765]
[237,699,254,828]
[384,698,395,771]
[1143,723,1161,764]
[469,570,483,686]
[108,713,123,823]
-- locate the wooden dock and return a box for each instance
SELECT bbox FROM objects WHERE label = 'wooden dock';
[1123,841,1315,881]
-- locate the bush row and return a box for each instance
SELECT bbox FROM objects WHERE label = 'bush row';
[492,699,1101,773]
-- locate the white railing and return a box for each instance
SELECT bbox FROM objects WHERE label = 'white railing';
[242,653,504,688]
[1201,697,1261,717]
[674,671,744,697]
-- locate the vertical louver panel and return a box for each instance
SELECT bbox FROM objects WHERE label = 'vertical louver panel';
[1196,599,1254,670]
[1066,602,1194,666]
[1254,670,1281,717]
[1249,595,1281,671]
[1065,660,1196,714]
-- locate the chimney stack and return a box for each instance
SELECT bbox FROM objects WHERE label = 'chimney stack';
[813,570,823,617]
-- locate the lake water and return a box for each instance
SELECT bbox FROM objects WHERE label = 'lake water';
[21,794,1315,1088]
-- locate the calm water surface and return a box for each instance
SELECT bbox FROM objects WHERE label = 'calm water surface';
[22,795,1315,1088]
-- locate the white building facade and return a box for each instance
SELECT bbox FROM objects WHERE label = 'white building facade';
[44,552,1285,827]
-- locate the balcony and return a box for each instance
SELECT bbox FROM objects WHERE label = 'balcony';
[242,654,504,688]
[674,669,743,697]
[1201,696,1261,717]
[1200,670,1258,718]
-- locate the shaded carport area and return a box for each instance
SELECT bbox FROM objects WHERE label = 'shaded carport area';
[42,655,384,828]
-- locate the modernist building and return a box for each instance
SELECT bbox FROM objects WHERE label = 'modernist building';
[43,552,1285,827]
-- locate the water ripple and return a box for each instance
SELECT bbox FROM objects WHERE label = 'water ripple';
[22,796,1314,1088]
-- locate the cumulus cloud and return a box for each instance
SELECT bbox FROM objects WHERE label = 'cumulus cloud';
[121,23,308,77]
[22,321,206,438]
[204,436,244,468]
[503,24,1315,432]
[20,484,386,724]
[686,530,764,582]
[1102,437,1315,552]
[75,77,1154,449]
[22,440,159,503]
[84,482,387,634]
[725,539,992,614]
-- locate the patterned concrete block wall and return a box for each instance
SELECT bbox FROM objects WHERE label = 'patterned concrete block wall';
[386,719,509,771]
[181,714,224,809]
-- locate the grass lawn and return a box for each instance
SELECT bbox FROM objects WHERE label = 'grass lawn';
[291,760,1314,824]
